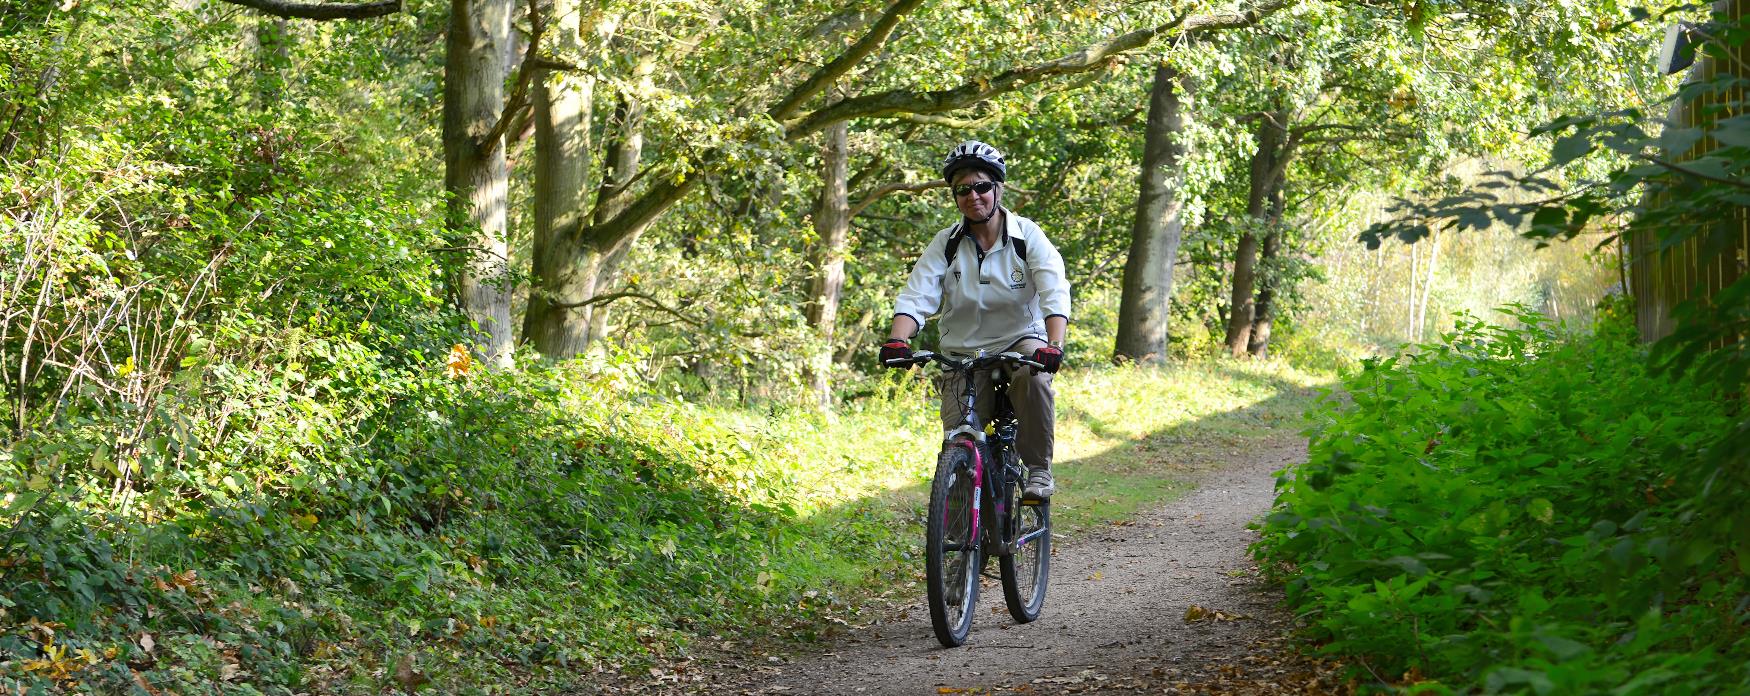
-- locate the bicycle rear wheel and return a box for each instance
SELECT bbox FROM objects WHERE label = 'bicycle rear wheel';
[926,441,981,647]
[999,477,1050,623]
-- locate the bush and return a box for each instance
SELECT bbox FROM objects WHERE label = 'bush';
[1254,306,1749,694]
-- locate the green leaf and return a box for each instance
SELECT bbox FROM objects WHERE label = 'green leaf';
[1528,206,1569,238]
[1660,127,1705,156]
[2,491,42,516]
[1537,633,1592,660]
[1551,133,1593,167]
[1526,497,1554,524]
[1609,537,1636,567]
[1383,555,1430,576]
[1711,116,1750,148]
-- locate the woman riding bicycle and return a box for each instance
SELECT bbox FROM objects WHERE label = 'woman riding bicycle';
[879,140,1071,500]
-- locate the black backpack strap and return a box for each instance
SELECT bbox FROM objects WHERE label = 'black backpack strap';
[942,222,964,267]
[943,223,1028,268]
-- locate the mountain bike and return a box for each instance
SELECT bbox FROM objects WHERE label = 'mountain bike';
[885,350,1052,647]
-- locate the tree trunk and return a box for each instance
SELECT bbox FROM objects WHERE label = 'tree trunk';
[1406,237,1420,341]
[581,74,651,345]
[443,0,513,365]
[518,43,655,354]
[804,120,851,408]
[1114,63,1193,365]
[521,0,597,359]
[834,307,877,364]
[1246,186,1286,357]
[1223,109,1288,357]
[1416,231,1440,341]
[593,64,651,226]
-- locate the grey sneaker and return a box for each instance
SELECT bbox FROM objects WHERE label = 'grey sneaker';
[1023,467,1055,499]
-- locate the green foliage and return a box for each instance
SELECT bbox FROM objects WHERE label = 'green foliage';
[0,0,1712,691]
[0,350,929,693]
[1254,306,1748,693]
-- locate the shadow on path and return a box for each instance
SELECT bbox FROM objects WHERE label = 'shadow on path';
[698,380,1327,695]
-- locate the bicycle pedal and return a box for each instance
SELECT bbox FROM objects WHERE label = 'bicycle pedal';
[1020,498,1043,506]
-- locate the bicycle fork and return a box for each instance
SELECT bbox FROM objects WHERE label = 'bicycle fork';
[951,439,984,555]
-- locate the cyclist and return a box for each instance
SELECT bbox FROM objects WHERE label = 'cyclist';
[879,140,1071,500]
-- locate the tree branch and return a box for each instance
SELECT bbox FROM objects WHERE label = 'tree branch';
[1075,106,1143,130]
[1300,132,1401,146]
[216,0,399,20]
[768,0,929,122]
[1289,122,1371,137]
[532,56,585,72]
[1643,154,1750,192]
[550,288,708,327]
[890,107,1002,129]
[849,180,944,218]
[484,0,544,150]
[575,0,1294,273]
[786,0,1292,137]
[580,173,702,252]
[846,157,892,196]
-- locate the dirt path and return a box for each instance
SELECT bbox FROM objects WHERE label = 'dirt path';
[702,436,1323,695]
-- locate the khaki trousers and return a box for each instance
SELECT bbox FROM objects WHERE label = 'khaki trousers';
[936,338,1055,471]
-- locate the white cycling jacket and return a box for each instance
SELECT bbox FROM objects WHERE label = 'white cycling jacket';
[893,208,1072,356]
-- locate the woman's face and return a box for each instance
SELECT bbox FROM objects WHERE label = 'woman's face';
[951,169,1000,222]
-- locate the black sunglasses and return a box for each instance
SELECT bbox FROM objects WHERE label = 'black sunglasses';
[952,181,999,197]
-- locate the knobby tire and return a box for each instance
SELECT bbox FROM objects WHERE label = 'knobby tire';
[998,474,1050,623]
[926,442,980,647]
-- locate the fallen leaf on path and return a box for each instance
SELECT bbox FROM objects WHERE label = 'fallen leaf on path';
[1183,604,1246,623]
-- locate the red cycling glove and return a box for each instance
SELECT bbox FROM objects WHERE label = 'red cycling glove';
[879,339,913,367]
[1031,345,1064,373]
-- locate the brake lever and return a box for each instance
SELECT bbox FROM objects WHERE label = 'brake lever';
[886,350,938,368]
[995,351,1047,371]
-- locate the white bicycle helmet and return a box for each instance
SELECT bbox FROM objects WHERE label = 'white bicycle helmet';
[941,140,1007,183]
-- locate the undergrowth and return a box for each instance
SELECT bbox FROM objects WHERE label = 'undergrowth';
[0,346,932,694]
[1254,305,1749,694]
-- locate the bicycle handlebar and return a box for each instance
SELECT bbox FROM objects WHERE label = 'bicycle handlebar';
[884,350,1046,372]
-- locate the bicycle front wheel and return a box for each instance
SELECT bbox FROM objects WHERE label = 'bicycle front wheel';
[999,483,1050,624]
[926,441,981,647]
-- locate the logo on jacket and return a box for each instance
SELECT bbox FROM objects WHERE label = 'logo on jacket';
[1008,268,1025,288]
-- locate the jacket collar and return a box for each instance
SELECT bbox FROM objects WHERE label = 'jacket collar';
[951,207,1021,250]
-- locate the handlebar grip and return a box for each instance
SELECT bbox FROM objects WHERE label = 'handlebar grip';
[885,351,937,367]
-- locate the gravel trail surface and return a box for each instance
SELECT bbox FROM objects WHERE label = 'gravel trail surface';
[711,436,1316,695]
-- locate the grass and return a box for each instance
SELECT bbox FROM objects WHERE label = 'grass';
[750,357,1329,542]
[1046,360,1326,532]
[733,358,1332,620]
